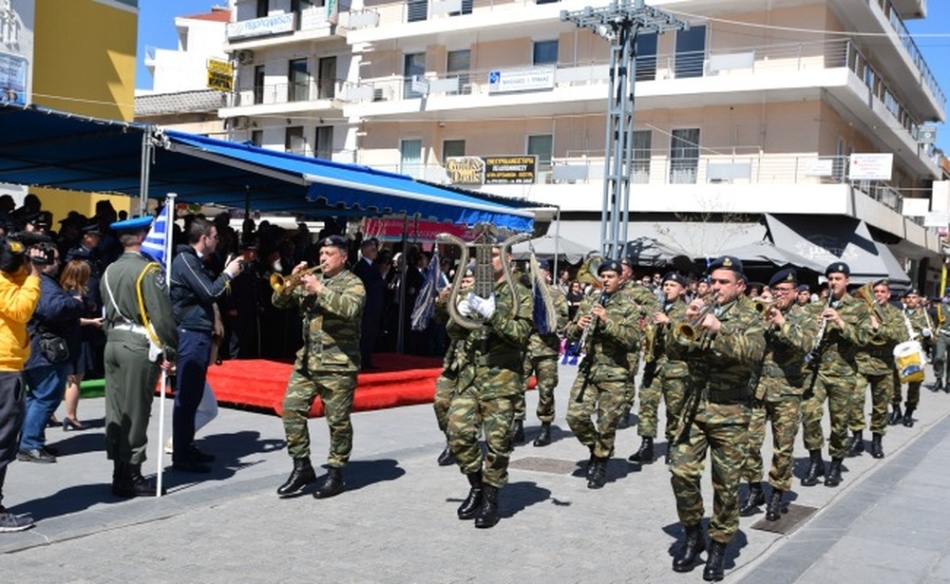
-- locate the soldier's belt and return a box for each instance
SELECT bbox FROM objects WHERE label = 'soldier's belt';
[704,386,751,405]
[473,352,522,368]
[112,322,149,336]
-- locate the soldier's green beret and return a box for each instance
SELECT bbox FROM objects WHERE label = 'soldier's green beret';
[768,268,797,287]
[825,262,849,277]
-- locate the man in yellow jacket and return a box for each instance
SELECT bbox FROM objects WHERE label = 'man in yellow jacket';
[0,235,43,531]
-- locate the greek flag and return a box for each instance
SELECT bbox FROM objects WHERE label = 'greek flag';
[142,203,170,268]
[411,250,440,332]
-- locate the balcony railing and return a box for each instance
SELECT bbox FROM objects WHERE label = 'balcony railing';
[353,0,538,29]
[873,0,945,106]
[227,79,344,108]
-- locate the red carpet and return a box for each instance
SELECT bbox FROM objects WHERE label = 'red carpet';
[204,353,444,418]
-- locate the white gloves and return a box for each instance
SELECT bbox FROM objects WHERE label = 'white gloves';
[467,293,496,320]
[922,328,933,338]
[458,298,473,318]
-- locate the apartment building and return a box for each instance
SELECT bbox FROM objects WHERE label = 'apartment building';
[219,0,947,288]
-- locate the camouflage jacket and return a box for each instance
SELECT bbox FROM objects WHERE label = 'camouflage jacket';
[651,298,690,379]
[754,304,819,400]
[903,306,932,340]
[813,294,872,378]
[567,289,642,383]
[683,296,766,404]
[855,301,907,376]
[273,268,365,374]
[527,283,569,358]
[434,291,471,378]
[455,278,533,398]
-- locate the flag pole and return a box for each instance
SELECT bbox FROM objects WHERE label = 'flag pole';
[155,193,176,497]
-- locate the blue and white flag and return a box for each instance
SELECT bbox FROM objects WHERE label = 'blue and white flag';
[411,250,440,332]
[142,203,171,268]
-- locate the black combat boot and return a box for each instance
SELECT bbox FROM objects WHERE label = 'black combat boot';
[437,445,455,467]
[533,422,552,447]
[313,466,345,499]
[474,485,500,529]
[116,463,160,498]
[627,437,654,464]
[824,458,843,487]
[703,539,727,582]
[277,457,316,497]
[111,460,126,496]
[616,409,632,430]
[739,482,765,516]
[671,523,706,573]
[586,451,596,479]
[587,457,608,489]
[870,433,885,459]
[903,407,915,428]
[888,403,902,425]
[766,489,784,521]
[845,430,864,457]
[935,379,944,392]
[801,449,825,487]
[457,472,483,520]
[511,420,525,445]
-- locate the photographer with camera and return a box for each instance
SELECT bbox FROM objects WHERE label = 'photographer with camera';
[0,232,44,531]
[17,242,83,464]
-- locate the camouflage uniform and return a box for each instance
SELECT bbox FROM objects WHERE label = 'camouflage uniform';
[566,289,641,459]
[851,301,906,434]
[932,304,950,388]
[515,284,569,423]
[742,304,818,491]
[276,269,365,468]
[621,283,659,414]
[801,295,871,460]
[893,306,929,410]
[447,278,532,488]
[637,298,689,444]
[671,295,766,544]
[433,294,468,435]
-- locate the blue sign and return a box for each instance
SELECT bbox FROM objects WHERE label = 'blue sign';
[0,52,28,105]
[489,70,501,85]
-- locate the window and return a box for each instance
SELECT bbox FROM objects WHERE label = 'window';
[536,0,559,4]
[292,0,316,29]
[533,40,558,66]
[528,134,553,183]
[400,139,423,178]
[669,128,700,184]
[407,0,428,22]
[447,50,471,95]
[443,139,465,159]
[674,25,705,79]
[253,65,265,105]
[315,126,333,160]
[635,33,657,82]
[404,52,426,99]
[632,130,651,184]
[450,0,472,16]
[286,126,308,155]
[256,0,269,18]
[288,58,309,102]
[250,130,263,147]
[318,56,337,99]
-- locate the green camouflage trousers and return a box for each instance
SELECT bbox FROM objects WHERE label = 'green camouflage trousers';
[447,387,514,488]
[282,369,356,468]
[670,401,750,544]
[801,372,857,460]
[623,353,640,411]
[433,372,457,435]
[566,377,626,458]
[514,353,559,422]
[742,397,800,491]
[637,375,687,444]
[892,380,921,410]
[850,372,894,434]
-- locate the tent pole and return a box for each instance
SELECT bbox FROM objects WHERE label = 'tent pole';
[139,130,153,215]
[396,214,409,354]
[553,206,561,284]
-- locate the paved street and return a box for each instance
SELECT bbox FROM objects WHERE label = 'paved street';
[2,363,950,583]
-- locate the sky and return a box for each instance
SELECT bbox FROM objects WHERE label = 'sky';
[135,0,950,153]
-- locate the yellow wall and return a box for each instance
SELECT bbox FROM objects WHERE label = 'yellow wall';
[30,0,138,223]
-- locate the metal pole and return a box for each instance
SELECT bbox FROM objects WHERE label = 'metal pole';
[139,130,153,216]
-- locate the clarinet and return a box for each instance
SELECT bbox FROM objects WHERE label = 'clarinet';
[804,295,834,365]
[573,292,609,402]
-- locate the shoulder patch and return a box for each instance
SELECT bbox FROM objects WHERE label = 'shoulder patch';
[154,270,165,289]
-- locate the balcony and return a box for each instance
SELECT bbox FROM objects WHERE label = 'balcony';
[219,79,344,118]
[224,7,346,50]
[889,0,926,19]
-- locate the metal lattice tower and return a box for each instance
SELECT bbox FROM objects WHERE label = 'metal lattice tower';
[561,0,688,259]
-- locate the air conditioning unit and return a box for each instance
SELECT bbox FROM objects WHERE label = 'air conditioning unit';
[236,50,255,65]
[230,116,251,131]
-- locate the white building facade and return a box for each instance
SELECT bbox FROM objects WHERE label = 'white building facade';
[0,0,33,204]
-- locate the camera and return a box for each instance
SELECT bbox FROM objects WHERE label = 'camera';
[0,231,50,274]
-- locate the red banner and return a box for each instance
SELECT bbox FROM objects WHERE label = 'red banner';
[364,218,473,242]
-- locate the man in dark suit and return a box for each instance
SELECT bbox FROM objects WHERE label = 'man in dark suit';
[353,237,384,369]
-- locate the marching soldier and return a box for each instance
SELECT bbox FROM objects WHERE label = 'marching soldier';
[739,269,818,521]
[933,295,950,393]
[617,258,658,429]
[800,263,872,488]
[274,235,365,500]
[447,244,532,529]
[629,271,689,466]
[513,260,569,447]
[100,216,177,498]
[847,280,906,458]
[892,287,930,427]
[668,256,765,581]
[565,259,641,489]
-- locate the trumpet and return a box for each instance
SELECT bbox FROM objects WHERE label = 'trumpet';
[672,291,720,345]
[752,298,773,315]
[270,265,322,294]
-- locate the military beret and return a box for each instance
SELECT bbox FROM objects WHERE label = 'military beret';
[538,259,551,271]
[25,211,51,227]
[598,259,623,275]
[904,287,920,297]
[707,255,744,275]
[872,279,889,288]
[319,235,348,251]
[462,263,475,278]
[662,271,687,287]
[620,256,635,268]
[81,221,101,235]
[825,262,849,277]
[110,215,153,232]
[768,268,797,287]
[797,284,810,293]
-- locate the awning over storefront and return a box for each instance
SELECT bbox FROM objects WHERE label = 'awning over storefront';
[511,233,594,264]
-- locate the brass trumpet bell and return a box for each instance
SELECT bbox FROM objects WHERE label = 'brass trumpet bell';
[270,265,322,293]
[753,298,773,314]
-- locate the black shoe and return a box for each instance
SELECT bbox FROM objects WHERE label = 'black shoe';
[189,445,215,463]
[172,456,212,474]
[62,417,84,432]
[457,472,483,520]
[42,445,59,457]
[935,379,944,392]
[277,457,316,497]
[888,404,902,425]
[766,489,784,521]
[870,433,885,459]
[739,482,765,516]
[17,448,56,463]
[587,457,607,489]
[533,422,552,447]
[585,453,596,480]
[903,409,915,428]
[628,436,654,464]
[845,430,864,457]
[474,485,499,529]
[824,458,843,487]
[437,446,455,467]
[511,420,525,445]
[801,449,825,487]
[46,416,59,429]
[703,540,727,582]
[313,467,345,499]
[672,524,706,573]
[113,463,162,498]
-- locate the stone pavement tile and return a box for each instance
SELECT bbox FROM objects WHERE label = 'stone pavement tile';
[928,556,950,580]
[825,534,940,573]
[799,557,926,584]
